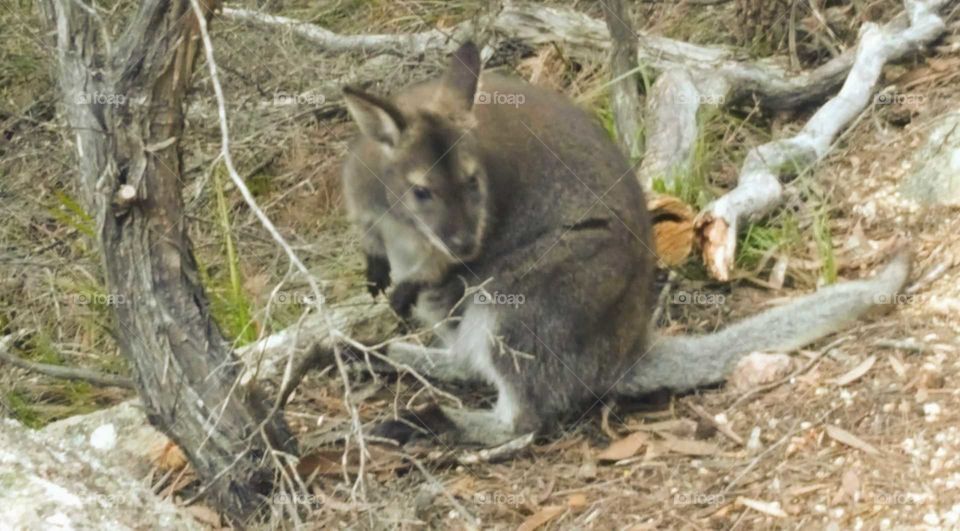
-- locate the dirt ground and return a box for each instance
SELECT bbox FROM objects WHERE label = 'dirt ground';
[2,1,960,529]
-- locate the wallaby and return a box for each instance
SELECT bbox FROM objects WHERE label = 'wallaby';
[340,42,912,447]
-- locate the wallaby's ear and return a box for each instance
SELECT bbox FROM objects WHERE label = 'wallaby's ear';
[441,41,481,112]
[342,85,406,147]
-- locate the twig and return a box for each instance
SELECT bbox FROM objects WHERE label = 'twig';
[400,451,480,528]
[0,333,134,389]
[457,432,536,465]
[720,406,838,495]
[686,403,744,446]
[905,260,953,294]
[873,338,950,354]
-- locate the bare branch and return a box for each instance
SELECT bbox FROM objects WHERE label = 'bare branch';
[0,332,134,389]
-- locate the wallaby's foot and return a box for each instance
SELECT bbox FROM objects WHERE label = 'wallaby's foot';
[369,403,521,447]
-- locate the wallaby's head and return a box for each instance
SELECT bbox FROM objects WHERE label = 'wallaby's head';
[342,42,487,261]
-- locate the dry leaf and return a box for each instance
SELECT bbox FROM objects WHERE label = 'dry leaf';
[149,439,187,471]
[625,418,697,437]
[834,355,876,386]
[648,194,695,267]
[825,425,880,455]
[663,438,719,456]
[841,469,861,503]
[597,432,649,461]
[889,354,907,378]
[185,505,221,527]
[567,493,588,509]
[737,497,787,518]
[517,506,565,531]
[297,446,405,477]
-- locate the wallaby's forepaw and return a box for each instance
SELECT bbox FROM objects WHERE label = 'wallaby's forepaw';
[388,281,422,318]
[365,254,391,297]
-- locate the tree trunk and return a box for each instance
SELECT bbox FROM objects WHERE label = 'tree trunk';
[39,0,296,521]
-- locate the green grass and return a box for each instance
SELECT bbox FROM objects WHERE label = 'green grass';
[48,190,95,240]
[5,390,41,428]
[813,203,837,285]
[204,162,259,346]
[736,212,803,271]
[651,106,736,210]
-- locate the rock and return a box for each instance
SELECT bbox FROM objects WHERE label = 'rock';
[0,418,200,530]
[42,400,165,475]
[900,112,960,206]
[728,352,794,391]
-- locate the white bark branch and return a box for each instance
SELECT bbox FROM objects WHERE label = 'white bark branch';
[638,68,703,189]
[696,0,949,280]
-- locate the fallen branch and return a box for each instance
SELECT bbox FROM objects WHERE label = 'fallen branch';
[221,7,468,56]
[695,0,949,280]
[456,432,536,465]
[0,332,134,389]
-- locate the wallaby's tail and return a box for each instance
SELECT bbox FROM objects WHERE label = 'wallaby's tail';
[615,250,913,396]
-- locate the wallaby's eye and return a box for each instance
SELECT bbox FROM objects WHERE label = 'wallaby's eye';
[465,174,480,191]
[412,186,432,201]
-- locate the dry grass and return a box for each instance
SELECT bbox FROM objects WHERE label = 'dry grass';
[2,0,959,529]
